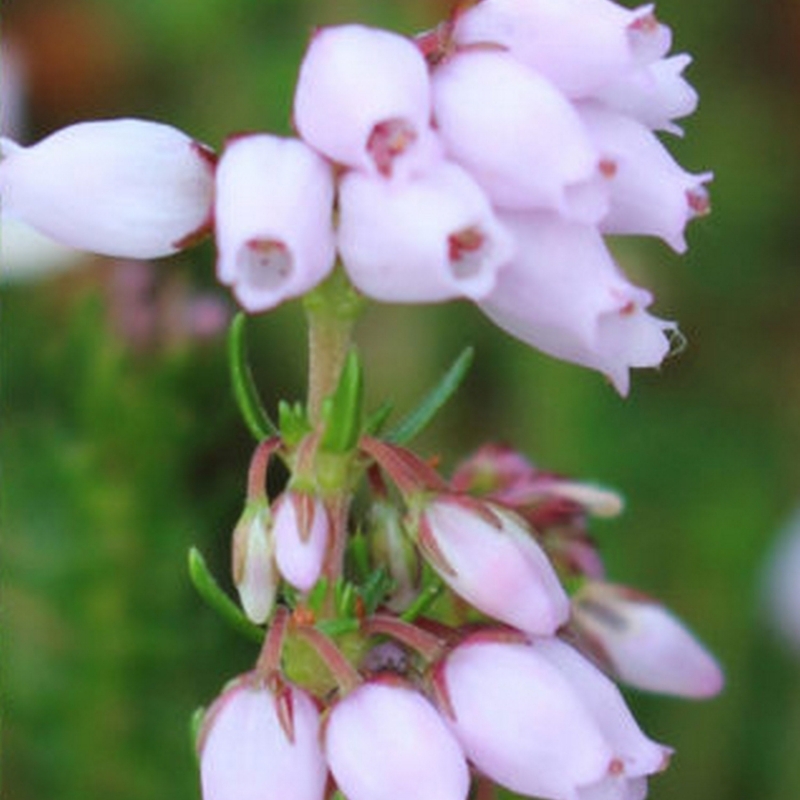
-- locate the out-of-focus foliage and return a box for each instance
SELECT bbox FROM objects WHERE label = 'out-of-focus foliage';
[3,1,800,799]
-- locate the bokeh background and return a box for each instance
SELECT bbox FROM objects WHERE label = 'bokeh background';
[3,0,800,798]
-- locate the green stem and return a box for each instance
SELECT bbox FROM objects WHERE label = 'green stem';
[303,267,365,426]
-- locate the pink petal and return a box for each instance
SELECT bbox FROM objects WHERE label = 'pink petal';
[573,583,725,698]
[432,50,604,219]
[294,25,434,177]
[325,682,469,800]
[453,0,641,97]
[579,103,711,252]
[214,134,336,312]
[200,680,326,800]
[442,638,613,800]
[422,498,569,635]
[338,160,513,302]
[272,493,329,592]
[0,119,214,258]
[478,211,675,395]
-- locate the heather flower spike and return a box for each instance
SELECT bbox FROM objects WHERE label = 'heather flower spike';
[10,4,723,800]
[0,119,214,258]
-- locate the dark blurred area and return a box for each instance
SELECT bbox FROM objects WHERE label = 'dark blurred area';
[3,1,800,798]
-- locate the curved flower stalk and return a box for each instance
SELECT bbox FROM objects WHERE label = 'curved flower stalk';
[0,0,709,392]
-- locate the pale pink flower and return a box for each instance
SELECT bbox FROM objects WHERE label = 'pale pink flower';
[432,50,605,221]
[578,103,711,252]
[272,492,330,592]
[231,503,277,624]
[452,0,666,98]
[591,55,698,135]
[531,638,671,779]
[294,24,434,177]
[0,119,214,259]
[439,637,613,800]
[338,160,513,302]
[199,677,326,800]
[324,680,470,800]
[479,211,675,395]
[419,497,569,635]
[572,582,724,698]
[214,134,336,312]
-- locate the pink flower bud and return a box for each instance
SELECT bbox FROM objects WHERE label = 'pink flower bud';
[324,680,469,800]
[0,119,214,258]
[231,504,278,624]
[338,160,513,302]
[452,0,644,97]
[294,25,433,177]
[273,492,329,592]
[432,50,604,220]
[439,637,613,800]
[572,583,724,698]
[531,638,671,778]
[578,104,711,252]
[591,55,698,135]
[199,677,326,800]
[419,497,569,635]
[479,211,675,395]
[214,134,336,312]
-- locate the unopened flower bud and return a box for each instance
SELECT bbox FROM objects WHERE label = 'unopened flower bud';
[232,503,277,625]
[572,582,724,698]
[438,636,613,800]
[0,119,214,258]
[324,680,470,800]
[273,491,329,592]
[199,676,326,800]
[368,500,420,612]
[418,497,569,635]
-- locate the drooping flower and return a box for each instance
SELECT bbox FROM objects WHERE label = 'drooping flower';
[231,502,278,625]
[571,582,724,698]
[214,134,336,312]
[324,680,470,800]
[199,676,327,800]
[0,119,214,259]
[272,491,330,592]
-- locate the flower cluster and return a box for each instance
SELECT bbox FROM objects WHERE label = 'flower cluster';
[0,0,708,393]
[198,436,722,800]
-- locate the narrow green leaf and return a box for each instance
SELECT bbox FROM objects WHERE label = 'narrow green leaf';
[360,567,393,616]
[316,618,360,637]
[228,313,278,440]
[386,347,475,444]
[400,581,444,623]
[279,400,311,446]
[188,547,264,643]
[364,401,394,436]
[321,349,364,454]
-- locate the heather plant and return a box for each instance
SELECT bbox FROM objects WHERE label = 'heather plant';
[0,2,725,799]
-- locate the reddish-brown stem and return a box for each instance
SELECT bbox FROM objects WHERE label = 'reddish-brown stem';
[255,605,290,678]
[363,614,446,663]
[292,624,361,695]
[247,437,282,501]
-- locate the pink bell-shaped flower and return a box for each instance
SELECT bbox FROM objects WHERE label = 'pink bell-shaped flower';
[199,676,327,800]
[231,502,278,625]
[452,0,656,98]
[294,24,434,177]
[479,211,675,395]
[438,636,613,800]
[214,134,336,312]
[272,491,330,592]
[338,160,513,302]
[324,680,470,800]
[418,497,569,635]
[0,118,214,259]
[432,50,604,220]
[571,582,724,698]
[578,103,711,252]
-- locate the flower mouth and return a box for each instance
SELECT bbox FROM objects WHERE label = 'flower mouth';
[367,117,418,176]
[448,225,488,280]
[238,238,293,292]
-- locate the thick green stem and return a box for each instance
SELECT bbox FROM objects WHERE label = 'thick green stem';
[303,268,364,426]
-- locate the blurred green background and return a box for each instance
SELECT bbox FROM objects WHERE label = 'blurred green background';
[3,0,800,798]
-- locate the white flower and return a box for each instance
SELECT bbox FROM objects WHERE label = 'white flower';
[214,134,336,312]
[0,119,214,259]
[231,503,278,625]
[272,491,330,592]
